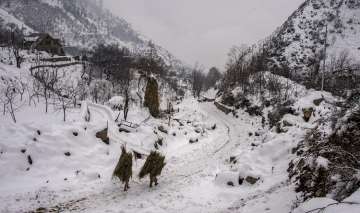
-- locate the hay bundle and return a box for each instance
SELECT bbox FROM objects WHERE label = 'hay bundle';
[144,77,160,118]
[139,151,166,187]
[113,146,133,191]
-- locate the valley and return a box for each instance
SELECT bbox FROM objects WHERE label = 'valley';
[0,0,359,213]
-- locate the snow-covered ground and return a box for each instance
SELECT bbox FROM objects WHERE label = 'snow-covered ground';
[2,80,357,213]
[0,61,359,213]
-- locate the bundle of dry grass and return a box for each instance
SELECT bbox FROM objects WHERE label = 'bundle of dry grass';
[139,151,166,187]
[113,146,133,191]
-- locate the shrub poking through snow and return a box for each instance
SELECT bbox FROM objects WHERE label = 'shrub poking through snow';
[289,106,360,201]
[144,77,160,118]
[139,151,166,188]
[113,146,133,191]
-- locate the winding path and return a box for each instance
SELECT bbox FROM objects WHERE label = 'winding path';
[35,101,255,212]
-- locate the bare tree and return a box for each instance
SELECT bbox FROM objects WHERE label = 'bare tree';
[33,67,58,113]
[223,45,252,92]
[192,64,205,98]
[53,84,78,122]
[89,79,112,104]
[0,76,24,123]
[17,74,27,101]
[205,67,222,90]
[323,50,360,95]
[123,81,130,121]
[9,26,24,69]
[328,50,353,74]
[28,78,42,106]
[117,66,133,121]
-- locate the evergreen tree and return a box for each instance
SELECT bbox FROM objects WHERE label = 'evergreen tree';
[113,146,133,191]
[139,151,166,188]
[144,77,160,118]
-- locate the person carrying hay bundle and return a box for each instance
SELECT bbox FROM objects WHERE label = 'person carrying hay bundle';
[113,146,133,191]
[139,151,166,187]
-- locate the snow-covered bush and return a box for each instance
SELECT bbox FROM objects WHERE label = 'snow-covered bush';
[289,104,360,201]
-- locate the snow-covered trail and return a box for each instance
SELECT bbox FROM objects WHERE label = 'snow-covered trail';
[27,100,295,213]
[37,101,253,213]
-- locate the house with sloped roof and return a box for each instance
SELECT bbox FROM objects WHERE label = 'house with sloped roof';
[24,33,65,56]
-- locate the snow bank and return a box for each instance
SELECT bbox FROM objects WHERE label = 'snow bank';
[293,192,360,213]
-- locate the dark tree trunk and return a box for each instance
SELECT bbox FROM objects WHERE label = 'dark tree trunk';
[63,106,66,122]
[124,91,129,121]
[9,100,16,123]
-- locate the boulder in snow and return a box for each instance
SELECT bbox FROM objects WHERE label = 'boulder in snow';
[245,176,259,185]
[27,155,33,165]
[313,98,324,106]
[215,171,243,186]
[189,137,199,144]
[96,128,109,145]
[194,127,203,134]
[158,125,168,134]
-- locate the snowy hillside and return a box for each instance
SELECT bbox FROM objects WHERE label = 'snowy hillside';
[0,0,182,66]
[265,0,360,78]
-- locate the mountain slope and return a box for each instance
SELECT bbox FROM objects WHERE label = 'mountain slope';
[265,0,360,78]
[0,0,181,66]
[0,0,141,46]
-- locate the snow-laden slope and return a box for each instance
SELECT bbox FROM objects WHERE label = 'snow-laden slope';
[0,7,32,33]
[0,0,183,67]
[265,0,360,77]
[1,0,141,47]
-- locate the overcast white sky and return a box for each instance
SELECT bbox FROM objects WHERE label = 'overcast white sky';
[104,0,304,69]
